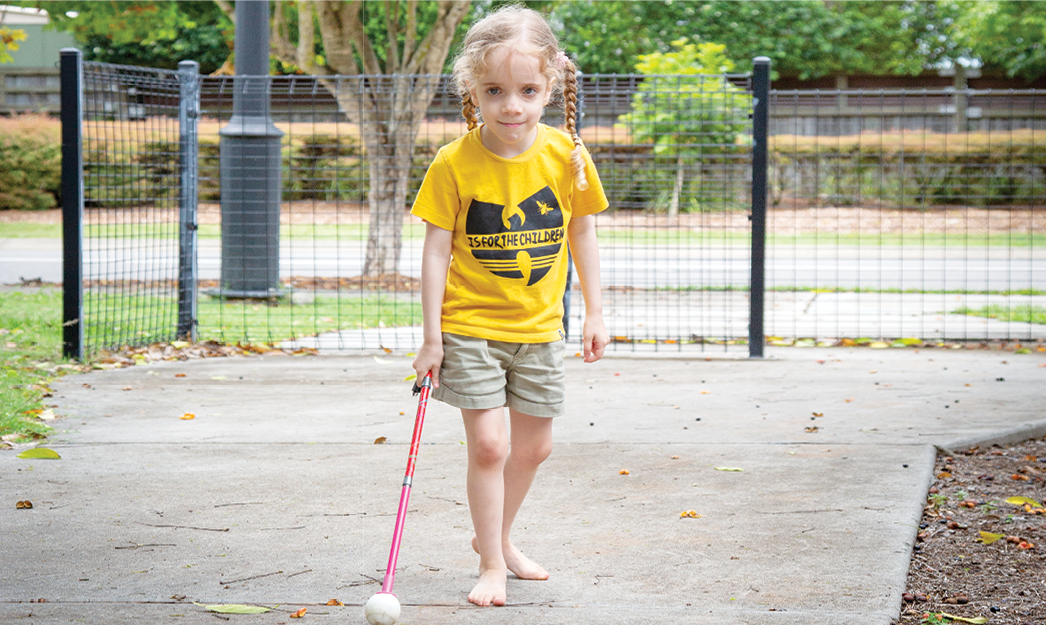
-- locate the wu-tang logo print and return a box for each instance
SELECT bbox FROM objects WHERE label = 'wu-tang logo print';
[465,186,565,287]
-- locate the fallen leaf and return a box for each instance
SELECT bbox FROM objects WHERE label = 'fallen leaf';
[805,426,819,433]
[812,412,823,417]
[373,437,388,445]
[680,510,702,518]
[193,603,275,614]
[939,614,987,624]
[36,409,56,421]
[122,386,133,391]
[290,607,307,618]
[326,599,343,606]
[700,390,710,394]
[1006,496,1043,507]
[671,455,680,460]
[937,471,952,479]
[373,356,392,365]
[979,531,1005,545]
[211,376,228,380]
[869,341,890,349]
[1018,540,1035,550]
[17,448,61,460]
[619,469,630,475]
[714,467,743,472]
[1011,474,1030,481]
[171,341,190,349]
[180,413,196,420]
[845,398,855,403]
[404,374,417,382]
[175,373,186,378]
[16,500,33,509]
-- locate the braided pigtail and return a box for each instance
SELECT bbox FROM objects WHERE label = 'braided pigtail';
[561,58,589,191]
[461,91,480,131]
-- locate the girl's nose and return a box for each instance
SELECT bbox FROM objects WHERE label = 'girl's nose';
[502,93,523,114]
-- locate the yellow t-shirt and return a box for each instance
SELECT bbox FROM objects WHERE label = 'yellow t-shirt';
[411,124,608,343]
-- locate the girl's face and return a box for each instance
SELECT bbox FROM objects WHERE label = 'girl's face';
[470,46,553,159]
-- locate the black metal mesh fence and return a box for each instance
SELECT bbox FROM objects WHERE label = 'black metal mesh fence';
[68,61,1045,357]
[80,61,184,354]
[767,88,1046,345]
[188,72,755,353]
[581,74,753,351]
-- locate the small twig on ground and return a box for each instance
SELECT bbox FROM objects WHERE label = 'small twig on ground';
[138,522,229,532]
[218,570,283,585]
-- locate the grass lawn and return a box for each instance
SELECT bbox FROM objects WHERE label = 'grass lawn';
[0,288,421,440]
[0,289,66,441]
[954,304,1046,325]
[81,291,421,349]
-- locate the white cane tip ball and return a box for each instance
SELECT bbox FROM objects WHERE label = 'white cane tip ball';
[365,592,400,625]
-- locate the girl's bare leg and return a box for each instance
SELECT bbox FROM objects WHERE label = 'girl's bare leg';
[471,408,552,580]
[461,407,509,607]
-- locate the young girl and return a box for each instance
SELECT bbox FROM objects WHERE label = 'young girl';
[410,5,609,608]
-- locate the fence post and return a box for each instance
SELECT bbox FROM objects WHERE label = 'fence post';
[178,61,200,341]
[60,48,83,360]
[749,57,771,358]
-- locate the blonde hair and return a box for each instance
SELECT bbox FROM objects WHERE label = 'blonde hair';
[452,5,588,190]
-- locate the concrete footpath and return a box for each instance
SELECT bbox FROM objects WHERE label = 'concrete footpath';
[3,347,1045,624]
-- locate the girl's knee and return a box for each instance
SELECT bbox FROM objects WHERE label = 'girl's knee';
[470,433,509,469]
[516,438,553,468]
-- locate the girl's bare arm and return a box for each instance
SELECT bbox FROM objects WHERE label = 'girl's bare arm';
[413,222,453,385]
[567,214,608,362]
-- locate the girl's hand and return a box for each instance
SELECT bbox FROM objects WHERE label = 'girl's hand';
[412,341,444,388]
[582,315,608,363]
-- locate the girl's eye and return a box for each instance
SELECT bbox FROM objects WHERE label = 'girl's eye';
[523,87,538,96]
[486,87,500,96]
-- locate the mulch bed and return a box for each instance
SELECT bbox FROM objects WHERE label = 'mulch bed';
[898,437,1046,625]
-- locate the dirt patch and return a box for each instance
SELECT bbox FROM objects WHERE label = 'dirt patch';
[898,437,1046,625]
[5,206,1043,234]
[593,207,1045,235]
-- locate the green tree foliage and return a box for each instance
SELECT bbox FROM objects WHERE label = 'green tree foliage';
[1,25,27,64]
[554,0,962,78]
[616,39,750,217]
[948,0,1046,81]
[618,39,744,155]
[20,1,232,73]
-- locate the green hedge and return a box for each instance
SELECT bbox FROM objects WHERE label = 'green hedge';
[3,118,1043,214]
[0,127,61,211]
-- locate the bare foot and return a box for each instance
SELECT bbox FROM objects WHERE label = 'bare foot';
[472,537,549,580]
[468,567,507,607]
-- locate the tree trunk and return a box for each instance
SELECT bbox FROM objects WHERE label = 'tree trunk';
[271,1,470,278]
[669,153,685,224]
[362,120,414,277]
[325,74,441,278]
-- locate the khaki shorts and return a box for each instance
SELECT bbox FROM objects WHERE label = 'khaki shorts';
[433,333,566,418]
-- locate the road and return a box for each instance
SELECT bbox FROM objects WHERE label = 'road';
[2,238,1043,292]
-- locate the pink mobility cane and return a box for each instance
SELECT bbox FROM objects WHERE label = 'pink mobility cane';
[364,373,432,625]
